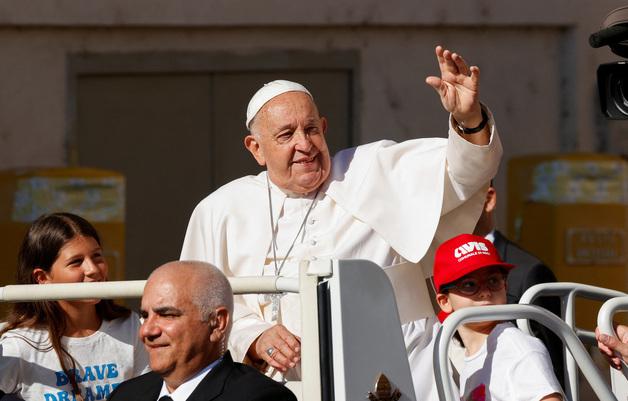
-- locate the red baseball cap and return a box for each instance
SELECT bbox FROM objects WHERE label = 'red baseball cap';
[433,233,514,293]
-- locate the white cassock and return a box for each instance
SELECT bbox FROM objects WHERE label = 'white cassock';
[181,113,502,400]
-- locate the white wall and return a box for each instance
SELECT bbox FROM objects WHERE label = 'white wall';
[0,0,626,232]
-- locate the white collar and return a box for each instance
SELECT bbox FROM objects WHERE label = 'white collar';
[157,357,222,401]
[265,171,323,199]
[484,229,496,244]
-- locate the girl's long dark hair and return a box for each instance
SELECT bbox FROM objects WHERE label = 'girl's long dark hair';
[0,212,130,398]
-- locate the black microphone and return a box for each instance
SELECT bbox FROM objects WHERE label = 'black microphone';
[590,24,628,48]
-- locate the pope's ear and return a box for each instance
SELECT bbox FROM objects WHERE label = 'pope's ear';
[244,135,266,166]
[32,268,50,284]
[320,116,328,135]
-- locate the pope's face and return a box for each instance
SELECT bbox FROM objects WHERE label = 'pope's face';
[245,91,331,195]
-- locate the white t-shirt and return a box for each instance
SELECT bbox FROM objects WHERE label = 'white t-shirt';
[459,322,564,401]
[0,313,149,401]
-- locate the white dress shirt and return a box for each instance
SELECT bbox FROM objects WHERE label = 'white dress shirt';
[157,357,222,401]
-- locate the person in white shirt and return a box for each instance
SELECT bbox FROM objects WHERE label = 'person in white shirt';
[108,261,296,401]
[181,45,503,399]
[434,233,563,401]
[0,212,149,401]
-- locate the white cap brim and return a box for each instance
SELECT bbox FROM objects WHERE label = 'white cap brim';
[246,80,312,129]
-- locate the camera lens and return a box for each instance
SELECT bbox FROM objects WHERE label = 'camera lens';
[611,69,628,116]
[597,61,628,119]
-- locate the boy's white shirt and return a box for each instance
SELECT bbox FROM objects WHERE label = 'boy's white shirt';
[459,322,564,401]
[448,336,466,381]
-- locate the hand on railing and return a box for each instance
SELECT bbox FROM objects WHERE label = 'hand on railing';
[596,325,628,370]
[249,324,301,373]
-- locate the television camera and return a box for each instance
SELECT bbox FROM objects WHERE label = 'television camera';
[590,5,628,119]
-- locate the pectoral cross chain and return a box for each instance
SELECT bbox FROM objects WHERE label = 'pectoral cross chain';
[263,293,285,322]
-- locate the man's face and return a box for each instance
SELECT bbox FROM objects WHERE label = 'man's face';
[139,272,217,385]
[245,91,331,195]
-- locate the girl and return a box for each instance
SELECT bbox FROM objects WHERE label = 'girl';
[0,213,149,401]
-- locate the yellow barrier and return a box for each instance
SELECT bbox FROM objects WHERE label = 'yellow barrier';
[507,154,627,329]
[0,167,125,316]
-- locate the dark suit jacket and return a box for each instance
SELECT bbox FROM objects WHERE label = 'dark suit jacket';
[107,351,296,401]
[493,230,564,386]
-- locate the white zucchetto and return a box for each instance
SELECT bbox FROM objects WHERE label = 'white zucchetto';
[245,80,313,129]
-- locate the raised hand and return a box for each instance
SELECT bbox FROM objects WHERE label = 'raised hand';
[426,45,483,129]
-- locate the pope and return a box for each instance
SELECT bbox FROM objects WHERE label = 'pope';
[181,45,503,400]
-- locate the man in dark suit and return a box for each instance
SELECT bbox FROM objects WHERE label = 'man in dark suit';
[108,261,296,401]
[474,184,564,386]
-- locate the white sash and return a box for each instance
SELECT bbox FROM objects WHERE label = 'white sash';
[384,261,436,324]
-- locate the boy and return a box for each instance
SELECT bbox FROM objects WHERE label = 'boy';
[434,233,563,401]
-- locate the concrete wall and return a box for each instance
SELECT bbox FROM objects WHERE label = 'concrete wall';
[0,0,626,233]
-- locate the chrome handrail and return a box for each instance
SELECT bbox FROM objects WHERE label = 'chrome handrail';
[0,276,300,301]
[518,282,627,401]
[434,304,617,401]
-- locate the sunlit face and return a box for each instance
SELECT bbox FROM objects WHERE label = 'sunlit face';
[245,91,331,195]
[139,272,219,386]
[436,266,507,329]
[35,235,108,306]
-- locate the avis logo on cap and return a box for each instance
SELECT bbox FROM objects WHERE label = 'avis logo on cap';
[433,233,514,294]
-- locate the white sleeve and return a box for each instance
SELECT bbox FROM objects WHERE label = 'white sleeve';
[508,350,564,401]
[442,107,502,215]
[180,202,211,261]
[327,108,502,264]
[228,301,273,362]
[0,336,23,393]
[180,200,272,363]
[327,138,448,263]
[418,109,503,277]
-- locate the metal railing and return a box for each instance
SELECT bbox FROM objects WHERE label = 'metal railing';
[0,276,300,301]
[518,282,627,401]
[0,273,317,401]
[433,304,617,401]
[597,296,628,399]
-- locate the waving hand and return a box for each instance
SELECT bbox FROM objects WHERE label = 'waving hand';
[426,45,484,133]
